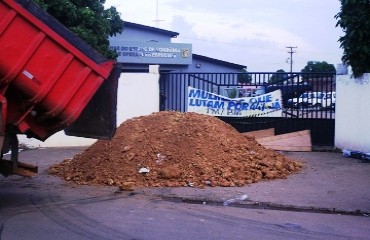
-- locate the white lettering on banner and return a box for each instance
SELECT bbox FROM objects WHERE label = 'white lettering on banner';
[156,47,180,53]
[110,45,186,59]
[187,87,283,117]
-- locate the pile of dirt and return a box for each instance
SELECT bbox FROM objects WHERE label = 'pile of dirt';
[49,111,302,190]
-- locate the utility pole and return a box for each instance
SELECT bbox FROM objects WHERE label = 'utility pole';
[286,46,297,73]
[153,0,165,27]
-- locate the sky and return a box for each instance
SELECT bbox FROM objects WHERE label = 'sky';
[104,0,344,72]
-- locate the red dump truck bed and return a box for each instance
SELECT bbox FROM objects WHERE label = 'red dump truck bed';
[0,0,118,141]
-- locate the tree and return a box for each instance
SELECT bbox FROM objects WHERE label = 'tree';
[335,0,370,78]
[33,0,124,59]
[269,69,288,83]
[237,68,252,84]
[300,61,336,80]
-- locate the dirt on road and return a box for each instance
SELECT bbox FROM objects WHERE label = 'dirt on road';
[49,111,302,190]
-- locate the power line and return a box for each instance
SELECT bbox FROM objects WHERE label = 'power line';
[180,36,280,51]
[180,35,338,57]
[286,46,297,72]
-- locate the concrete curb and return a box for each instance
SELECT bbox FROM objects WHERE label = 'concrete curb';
[158,195,370,217]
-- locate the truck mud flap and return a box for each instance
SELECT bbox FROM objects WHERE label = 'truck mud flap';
[64,66,120,139]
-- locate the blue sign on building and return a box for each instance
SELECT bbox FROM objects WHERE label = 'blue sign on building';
[110,41,192,65]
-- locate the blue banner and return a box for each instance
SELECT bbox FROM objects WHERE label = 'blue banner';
[187,87,283,117]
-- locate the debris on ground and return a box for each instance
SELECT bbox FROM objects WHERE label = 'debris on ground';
[49,111,302,189]
[223,194,249,206]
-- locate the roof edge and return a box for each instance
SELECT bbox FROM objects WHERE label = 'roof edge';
[193,54,246,69]
[124,21,179,38]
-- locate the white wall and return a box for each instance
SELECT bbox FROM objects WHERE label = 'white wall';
[116,65,160,125]
[335,74,370,152]
[19,66,160,148]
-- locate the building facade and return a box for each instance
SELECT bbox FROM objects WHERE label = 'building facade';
[109,22,246,73]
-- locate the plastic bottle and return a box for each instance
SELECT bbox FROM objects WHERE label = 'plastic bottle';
[223,194,248,206]
[342,149,363,159]
[361,153,370,161]
[350,151,364,159]
[342,149,351,157]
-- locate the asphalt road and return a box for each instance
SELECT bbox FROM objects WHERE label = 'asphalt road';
[1,147,369,240]
[1,182,369,240]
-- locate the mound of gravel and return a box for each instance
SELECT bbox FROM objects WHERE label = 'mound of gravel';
[49,111,302,190]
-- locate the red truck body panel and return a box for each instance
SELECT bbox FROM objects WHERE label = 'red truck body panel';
[0,0,117,140]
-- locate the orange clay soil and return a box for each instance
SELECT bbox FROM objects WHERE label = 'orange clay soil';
[49,111,302,190]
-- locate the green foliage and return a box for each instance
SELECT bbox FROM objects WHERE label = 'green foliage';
[269,69,288,83]
[33,0,124,59]
[237,68,252,84]
[335,0,370,78]
[301,61,336,79]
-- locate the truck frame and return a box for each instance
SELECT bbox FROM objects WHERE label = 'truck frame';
[0,0,119,176]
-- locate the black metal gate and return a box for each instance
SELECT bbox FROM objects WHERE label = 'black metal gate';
[159,72,335,146]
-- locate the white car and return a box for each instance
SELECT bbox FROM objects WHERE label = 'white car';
[287,92,324,108]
